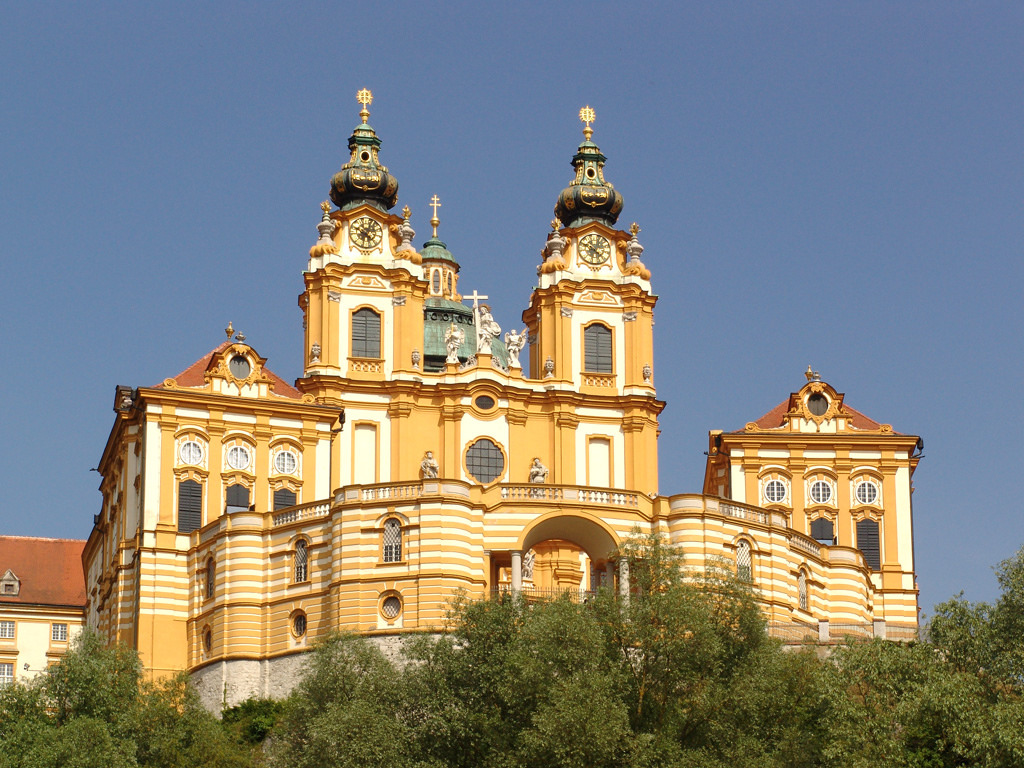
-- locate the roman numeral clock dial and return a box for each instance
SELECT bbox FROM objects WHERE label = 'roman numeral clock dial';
[350,216,383,250]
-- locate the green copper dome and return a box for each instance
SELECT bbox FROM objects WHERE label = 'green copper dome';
[329,92,399,212]
[553,108,623,228]
[420,236,459,266]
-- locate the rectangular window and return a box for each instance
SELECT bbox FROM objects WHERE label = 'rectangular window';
[588,437,611,487]
[583,324,613,373]
[274,488,297,510]
[351,308,382,358]
[856,519,881,571]
[178,479,203,533]
[0,622,13,639]
[225,484,250,514]
[51,623,68,642]
[0,663,12,686]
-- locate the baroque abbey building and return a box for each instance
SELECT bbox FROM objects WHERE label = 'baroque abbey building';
[84,93,922,708]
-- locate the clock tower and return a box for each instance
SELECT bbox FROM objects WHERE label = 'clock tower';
[523,107,660,493]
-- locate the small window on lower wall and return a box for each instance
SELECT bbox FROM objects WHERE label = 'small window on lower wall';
[856,518,881,571]
[0,663,13,686]
[798,570,808,611]
[292,612,307,638]
[810,518,834,545]
[736,540,752,582]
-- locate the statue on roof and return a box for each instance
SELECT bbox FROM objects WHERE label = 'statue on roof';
[477,304,501,355]
[504,327,527,368]
[444,323,464,364]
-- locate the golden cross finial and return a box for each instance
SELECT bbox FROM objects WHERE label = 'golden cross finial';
[579,105,595,140]
[320,200,331,215]
[429,194,441,237]
[356,88,373,123]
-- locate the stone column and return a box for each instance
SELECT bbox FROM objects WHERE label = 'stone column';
[618,558,630,605]
[511,551,522,594]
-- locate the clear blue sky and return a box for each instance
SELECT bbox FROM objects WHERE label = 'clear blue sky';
[2,2,1021,616]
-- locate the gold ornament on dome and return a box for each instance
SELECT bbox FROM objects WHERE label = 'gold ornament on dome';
[320,200,331,215]
[579,105,595,140]
[356,88,373,123]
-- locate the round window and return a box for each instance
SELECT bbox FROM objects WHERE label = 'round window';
[764,479,787,503]
[474,395,496,411]
[229,355,251,380]
[226,446,251,471]
[275,450,298,475]
[855,481,879,505]
[381,595,402,619]
[465,438,505,484]
[293,613,307,637]
[179,440,203,465]
[807,393,829,417]
[810,480,832,505]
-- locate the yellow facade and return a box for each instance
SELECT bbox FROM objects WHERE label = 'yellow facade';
[84,96,921,707]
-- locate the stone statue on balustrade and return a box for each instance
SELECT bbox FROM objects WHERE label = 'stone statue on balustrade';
[420,451,439,479]
[504,327,527,369]
[529,458,549,484]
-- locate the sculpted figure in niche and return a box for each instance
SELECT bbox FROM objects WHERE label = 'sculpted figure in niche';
[529,458,549,484]
[420,451,439,479]
[504,327,527,368]
[477,304,501,355]
[444,323,465,364]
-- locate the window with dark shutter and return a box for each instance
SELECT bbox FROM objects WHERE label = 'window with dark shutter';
[178,480,202,533]
[583,324,612,373]
[856,519,881,570]
[274,488,296,510]
[811,517,834,544]
[226,484,249,514]
[352,308,381,358]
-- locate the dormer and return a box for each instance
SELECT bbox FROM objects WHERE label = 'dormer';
[0,569,19,597]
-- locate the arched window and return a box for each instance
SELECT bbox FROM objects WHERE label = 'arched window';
[736,540,752,582]
[810,517,834,545]
[798,570,808,611]
[431,269,441,294]
[226,484,249,514]
[583,324,612,373]
[178,479,202,533]
[383,519,402,563]
[352,308,381,358]
[856,519,881,571]
[205,558,215,599]
[294,540,308,583]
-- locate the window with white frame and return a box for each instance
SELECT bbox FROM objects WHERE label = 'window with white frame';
[0,663,12,686]
[294,540,309,583]
[0,621,13,639]
[274,450,298,475]
[764,478,787,504]
[809,479,833,505]
[855,479,879,506]
[51,623,68,642]
[383,519,402,563]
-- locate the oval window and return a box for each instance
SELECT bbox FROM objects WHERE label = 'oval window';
[229,355,251,379]
[807,393,828,416]
[293,613,307,637]
[275,450,298,475]
[179,440,203,465]
[855,481,879,505]
[381,595,402,619]
[474,395,495,410]
[226,446,251,471]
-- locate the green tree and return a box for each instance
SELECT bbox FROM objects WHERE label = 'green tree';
[0,630,249,768]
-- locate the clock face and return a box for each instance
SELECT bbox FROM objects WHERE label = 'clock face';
[350,216,383,250]
[578,233,611,265]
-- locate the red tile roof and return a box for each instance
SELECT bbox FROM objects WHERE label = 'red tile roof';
[0,537,86,607]
[160,343,303,400]
[743,399,885,431]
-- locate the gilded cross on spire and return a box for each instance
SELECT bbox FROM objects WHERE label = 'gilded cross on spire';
[579,105,595,140]
[429,194,442,237]
[356,88,373,124]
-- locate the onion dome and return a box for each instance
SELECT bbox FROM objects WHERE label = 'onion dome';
[329,89,399,212]
[553,106,624,228]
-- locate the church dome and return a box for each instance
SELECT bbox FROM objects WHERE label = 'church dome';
[329,89,399,212]
[553,106,624,228]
